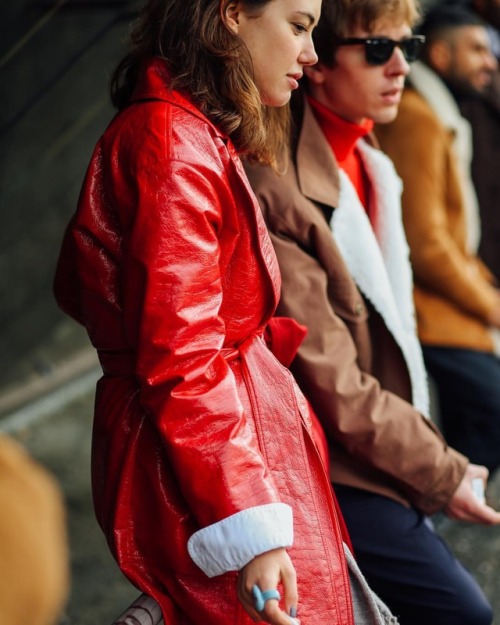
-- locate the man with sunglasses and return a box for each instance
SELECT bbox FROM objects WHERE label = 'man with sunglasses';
[245,0,500,623]
[377,6,500,482]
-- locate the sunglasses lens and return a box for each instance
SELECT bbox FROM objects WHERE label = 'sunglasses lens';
[365,40,394,65]
[401,38,422,62]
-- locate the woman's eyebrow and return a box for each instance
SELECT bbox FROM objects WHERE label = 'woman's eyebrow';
[295,11,317,26]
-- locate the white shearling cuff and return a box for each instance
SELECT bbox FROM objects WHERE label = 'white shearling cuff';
[187,502,293,577]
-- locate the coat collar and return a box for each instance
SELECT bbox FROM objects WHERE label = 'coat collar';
[130,57,225,138]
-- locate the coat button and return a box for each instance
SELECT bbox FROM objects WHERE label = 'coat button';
[354,302,364,316]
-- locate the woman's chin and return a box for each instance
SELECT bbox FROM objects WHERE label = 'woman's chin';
[261,92,292,107]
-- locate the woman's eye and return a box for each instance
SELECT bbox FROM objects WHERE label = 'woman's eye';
[293,23,307,34]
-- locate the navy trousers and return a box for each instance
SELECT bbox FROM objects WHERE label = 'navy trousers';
[423,346,500,474]
[334,485,492,625]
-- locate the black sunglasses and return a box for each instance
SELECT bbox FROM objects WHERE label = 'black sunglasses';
[336,35,425,66]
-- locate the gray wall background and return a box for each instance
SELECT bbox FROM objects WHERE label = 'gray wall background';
[0,0,137,392]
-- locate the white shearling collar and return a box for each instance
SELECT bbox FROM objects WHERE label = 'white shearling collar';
[330,140,430,416]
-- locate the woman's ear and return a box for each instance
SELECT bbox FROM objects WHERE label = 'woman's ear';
[221,0,241,34]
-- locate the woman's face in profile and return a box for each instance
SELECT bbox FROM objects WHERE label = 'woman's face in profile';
[226,0,321,106]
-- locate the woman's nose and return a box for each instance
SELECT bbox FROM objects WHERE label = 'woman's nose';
[300,36,318,67]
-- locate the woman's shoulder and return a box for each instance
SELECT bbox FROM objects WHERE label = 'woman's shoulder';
[109,94,217,139]
[98,58,231,171]
[100,96,226,173]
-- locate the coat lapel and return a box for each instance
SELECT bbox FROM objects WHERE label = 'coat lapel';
[296,100,340,208]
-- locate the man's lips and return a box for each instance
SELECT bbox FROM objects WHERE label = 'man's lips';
[381,87,403,102]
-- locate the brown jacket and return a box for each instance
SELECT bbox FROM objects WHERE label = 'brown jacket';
[245,94,467,516]
[376,78,498,351]
[0,435,68,625]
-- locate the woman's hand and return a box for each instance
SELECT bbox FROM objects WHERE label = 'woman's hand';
[238,548,299,624]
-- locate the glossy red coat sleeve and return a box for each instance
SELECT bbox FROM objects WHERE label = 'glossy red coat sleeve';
[60,106,282,529]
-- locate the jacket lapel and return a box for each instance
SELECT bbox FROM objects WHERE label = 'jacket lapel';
[296,101,340,209]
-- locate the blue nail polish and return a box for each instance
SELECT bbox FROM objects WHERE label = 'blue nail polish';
[290,606,297,618]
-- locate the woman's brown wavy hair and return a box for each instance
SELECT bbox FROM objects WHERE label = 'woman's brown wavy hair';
[111,0,289,168]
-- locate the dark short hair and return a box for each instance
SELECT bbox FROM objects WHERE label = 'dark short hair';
[417,2,485,40]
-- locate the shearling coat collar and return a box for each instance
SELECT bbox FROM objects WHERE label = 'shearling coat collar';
[295,99,430,416]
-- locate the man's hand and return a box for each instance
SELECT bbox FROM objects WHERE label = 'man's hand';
[444,463,500,525]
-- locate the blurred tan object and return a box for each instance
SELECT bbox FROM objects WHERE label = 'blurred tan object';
[0,434,69,625]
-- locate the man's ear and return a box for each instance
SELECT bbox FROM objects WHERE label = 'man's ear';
[222,0,241,34]
[427,39,452,75]
[304,63,326,85]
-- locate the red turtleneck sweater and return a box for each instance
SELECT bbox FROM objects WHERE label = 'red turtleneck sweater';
[308,96,375,223]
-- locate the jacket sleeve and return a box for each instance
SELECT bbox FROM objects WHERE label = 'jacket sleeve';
[128,128,295,575]
[260,198,467,515]
[376,102,499,323]
[62,111,293,577]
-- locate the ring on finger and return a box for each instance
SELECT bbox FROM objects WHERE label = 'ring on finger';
[252,585,281,612]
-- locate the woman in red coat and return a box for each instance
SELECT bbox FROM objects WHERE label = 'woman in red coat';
[53,1,391,624]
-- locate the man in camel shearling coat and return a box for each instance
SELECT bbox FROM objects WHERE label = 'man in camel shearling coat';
[376,4,500,477]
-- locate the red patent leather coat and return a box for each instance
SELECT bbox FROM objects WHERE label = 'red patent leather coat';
[54,58,354,625]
